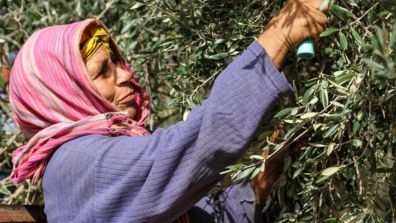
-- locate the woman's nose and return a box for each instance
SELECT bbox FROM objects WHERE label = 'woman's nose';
[115,66,132,85]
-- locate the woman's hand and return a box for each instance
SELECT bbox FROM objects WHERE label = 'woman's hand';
[257,0,328,69]
[250,148,288,207]
[250,137,309,206]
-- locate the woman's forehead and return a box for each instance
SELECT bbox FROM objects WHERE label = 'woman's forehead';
[87,46,110,63]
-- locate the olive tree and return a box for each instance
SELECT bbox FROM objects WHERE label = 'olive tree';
[0,0,394,222]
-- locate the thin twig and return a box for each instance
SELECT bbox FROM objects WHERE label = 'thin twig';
[96,0,118,20]
[190,69,220,99]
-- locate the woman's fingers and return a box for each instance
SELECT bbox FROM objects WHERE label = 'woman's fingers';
[305,7,328,43]
[298,0,328,11]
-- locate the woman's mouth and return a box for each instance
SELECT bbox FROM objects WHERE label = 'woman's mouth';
[119,93,135,104]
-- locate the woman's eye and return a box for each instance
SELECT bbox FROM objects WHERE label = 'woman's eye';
[99,65,108,76]
[95,56,117,79]
[110,53,118,64]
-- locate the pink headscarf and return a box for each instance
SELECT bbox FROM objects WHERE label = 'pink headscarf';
[9,19,150,184]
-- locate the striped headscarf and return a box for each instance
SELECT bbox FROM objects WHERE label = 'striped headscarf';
[9,19,150,184]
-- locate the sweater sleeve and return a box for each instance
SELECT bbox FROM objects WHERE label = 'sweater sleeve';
[42,41,292,223]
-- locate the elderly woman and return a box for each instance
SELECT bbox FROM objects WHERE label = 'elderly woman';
[8,0,326,222]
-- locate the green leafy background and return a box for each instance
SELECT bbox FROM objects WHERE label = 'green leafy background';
[0,0,395,222]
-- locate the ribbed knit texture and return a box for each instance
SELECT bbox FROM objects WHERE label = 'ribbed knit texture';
[42,41,292,223]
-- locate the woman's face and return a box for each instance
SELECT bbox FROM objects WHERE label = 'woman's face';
[85,46,137,118]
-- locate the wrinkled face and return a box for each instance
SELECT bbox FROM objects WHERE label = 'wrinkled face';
[85,46,137,118]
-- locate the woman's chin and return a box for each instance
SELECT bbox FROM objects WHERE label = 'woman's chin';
[119,107,137,119]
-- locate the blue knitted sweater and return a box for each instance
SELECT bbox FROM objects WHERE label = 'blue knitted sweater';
[42,41,292,223]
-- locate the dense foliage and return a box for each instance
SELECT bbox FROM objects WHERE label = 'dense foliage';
[0,0,395,222]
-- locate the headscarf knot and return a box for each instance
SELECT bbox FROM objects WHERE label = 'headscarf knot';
[80,26,111,61]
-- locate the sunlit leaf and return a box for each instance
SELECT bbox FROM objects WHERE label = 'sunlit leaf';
[320,27,339,37]
[320,87,329,108]
[323,124,339,138]
[308,96,319,105]
[352,121,361,135]
[300,112,318,119]
[247,168,260,180]
[303,84,318,104]
[321,166,344,176]
[330,101,345,108]
[249,155,264,160]
[275,107,293,118]
[330,4,354,21]
[353,139,363,148]
[205,52,229,60]
[326,143,335,156]
[334,71,357,85]
[293,167,303,179]
[339,32,348,50]
[350,27,365,46]
[130,2,145,9]
[313,123,323,131]
[234,166,255,181]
